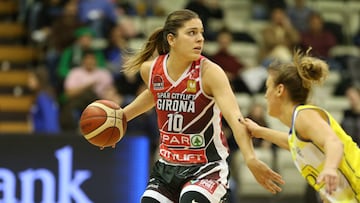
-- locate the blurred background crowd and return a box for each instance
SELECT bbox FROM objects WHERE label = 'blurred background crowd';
[0,0,360,202]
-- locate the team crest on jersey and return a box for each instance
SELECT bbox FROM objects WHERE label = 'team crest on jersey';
[187,80,197,93]
[152,75,164,90]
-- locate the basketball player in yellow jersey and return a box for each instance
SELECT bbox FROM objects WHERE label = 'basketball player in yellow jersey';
[243,49,360,203]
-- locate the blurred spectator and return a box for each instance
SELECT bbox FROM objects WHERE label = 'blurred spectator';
[185,0,224,41]
[46,1,84,88]
[259,8,300,67]
[114,71,145,105]
[64,49,113,101]
[266,0,287,11]
[210,27,251,94]
[105,24,145,104]
[333,28,360,95]
[252,0,287,20]
[60,49,119,131]
[240,66,268,94]
[25,0,67,44]
[301,12,344,71]
[324,21,345,45]
[105,24,132,75]
[28,67,60,134]
[76,0,118,38]
[48,1,84,54]
[300,12,337,59]
[117,16,145,39]
[57,26,106,84]
[252,0,269,20]
[341,85,360,147]
[286,0,314,32]
[134,0,165,16]
[115,1,137,16]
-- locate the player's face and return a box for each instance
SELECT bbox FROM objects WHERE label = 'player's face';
[264,74,281,118]
[169,18,204,61]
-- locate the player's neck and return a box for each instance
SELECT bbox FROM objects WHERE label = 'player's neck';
[166,55,192,80]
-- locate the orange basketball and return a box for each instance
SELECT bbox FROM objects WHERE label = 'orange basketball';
[79,100,127,148]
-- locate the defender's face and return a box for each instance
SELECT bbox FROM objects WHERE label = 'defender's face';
[265,74,281,118]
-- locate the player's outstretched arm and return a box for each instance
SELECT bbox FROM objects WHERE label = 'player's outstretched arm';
[243,118,290,150]
[202,60,285,194]
[295,109,342,195]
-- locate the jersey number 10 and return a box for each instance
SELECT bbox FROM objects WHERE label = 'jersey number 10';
[167,114,184,132]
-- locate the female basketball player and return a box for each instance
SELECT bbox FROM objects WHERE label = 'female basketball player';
[243,49,360,203]
[122,9,284,203]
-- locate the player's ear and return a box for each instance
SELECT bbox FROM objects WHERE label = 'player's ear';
[167,33,176,47]
[277,84,285,96]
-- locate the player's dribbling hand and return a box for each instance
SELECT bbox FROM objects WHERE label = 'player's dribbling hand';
[317,168,339,195]
[246,158,285,194]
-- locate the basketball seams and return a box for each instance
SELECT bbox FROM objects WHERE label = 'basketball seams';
[84,117,115,139]
[80,100,127,148]
[101,127,119,146]
[87,102,118,116]
[88,102,125,120]
[83,102,124,140]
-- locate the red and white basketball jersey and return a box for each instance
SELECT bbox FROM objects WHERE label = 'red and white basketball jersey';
[149,54,229,164]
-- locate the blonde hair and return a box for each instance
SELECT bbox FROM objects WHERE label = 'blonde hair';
[268,48,329,104]
[123,9,199,74]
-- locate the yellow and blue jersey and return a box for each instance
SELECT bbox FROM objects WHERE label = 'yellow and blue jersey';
[289,105,360,202]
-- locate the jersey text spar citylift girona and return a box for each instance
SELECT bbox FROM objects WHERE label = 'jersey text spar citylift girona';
[149,54,229,165]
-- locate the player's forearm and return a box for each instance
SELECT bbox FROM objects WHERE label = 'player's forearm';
[324,137,343,169]
[233,124,257,163]
[123,89,154,121]
[256,127,289,150]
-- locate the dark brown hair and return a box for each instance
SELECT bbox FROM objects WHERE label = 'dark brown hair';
[123,9,199,73]
[268,48,329,104]
[30,67,56,99]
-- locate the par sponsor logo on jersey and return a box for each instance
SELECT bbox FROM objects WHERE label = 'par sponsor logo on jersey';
[161,133,204,148]
[161,133,191,147]
[153,75,164,90]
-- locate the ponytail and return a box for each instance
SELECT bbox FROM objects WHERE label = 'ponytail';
[268,47,329,104]
[123,28,169,74]
[294,48,329,89]
[123,9,199,74]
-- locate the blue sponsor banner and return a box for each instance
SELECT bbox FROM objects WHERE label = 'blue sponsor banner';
[0,134,149,203]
